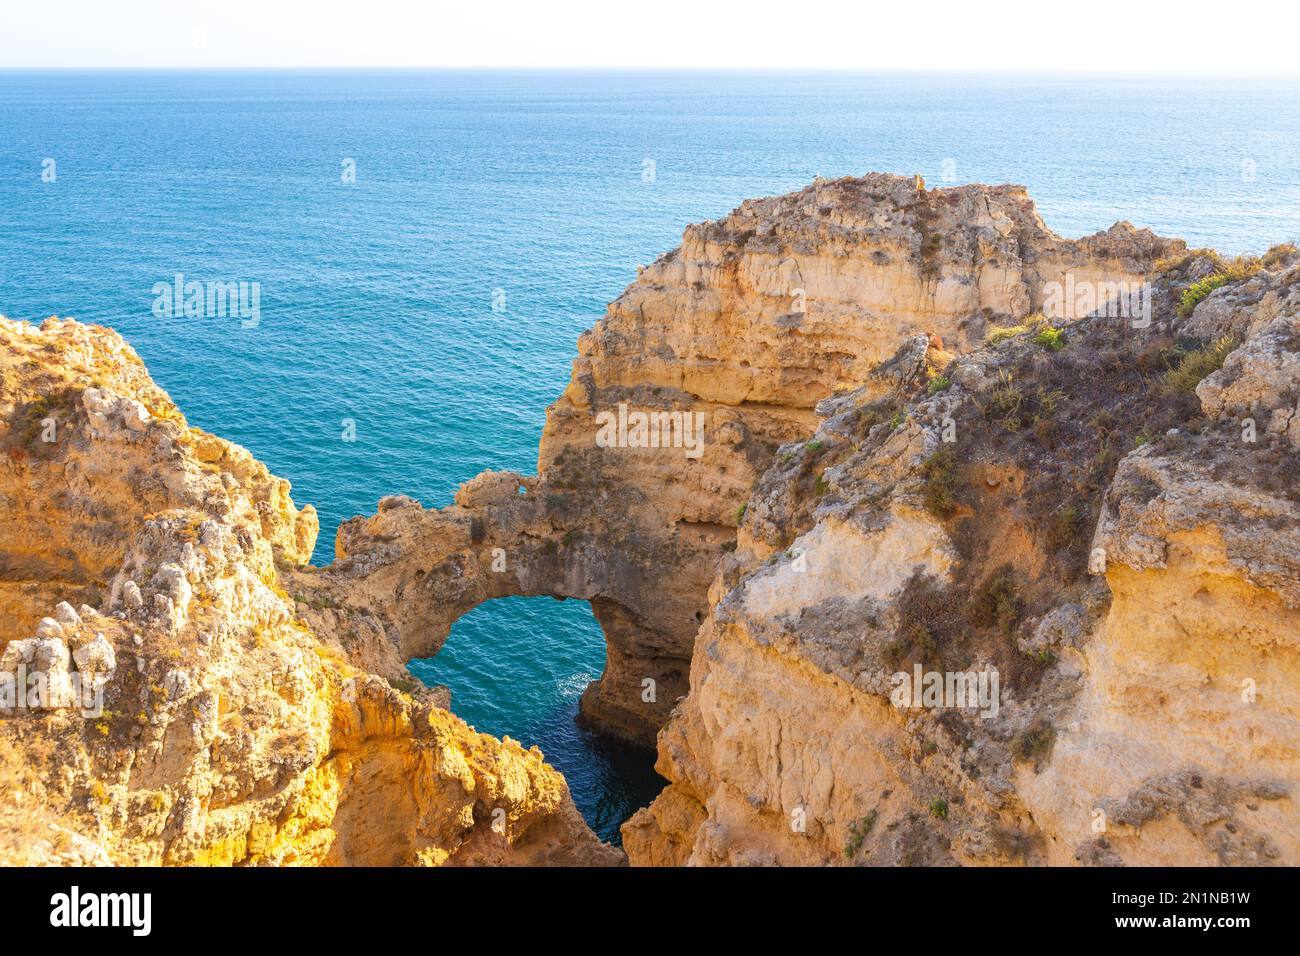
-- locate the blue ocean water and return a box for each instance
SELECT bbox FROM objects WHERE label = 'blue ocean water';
[408,597,668,845]
[2,71,1298,844]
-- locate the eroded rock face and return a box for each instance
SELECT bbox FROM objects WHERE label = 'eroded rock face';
[1026,445,1300,865]
[1196,313,1300,450]
[6,174,1290,869]
[0,318,317,642]
[623,245,1300,866]
[333,173,1179,746]
[0,318,620,867]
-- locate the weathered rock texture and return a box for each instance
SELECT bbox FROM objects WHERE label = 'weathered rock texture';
[0,317,620,866]
[6,173,1296,869]
[333,173,1176,747]
[624,240,1300,866]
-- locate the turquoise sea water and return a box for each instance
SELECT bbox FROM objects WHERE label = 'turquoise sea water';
[2,71,1298,843]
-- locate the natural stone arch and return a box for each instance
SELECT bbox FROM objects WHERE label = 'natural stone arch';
[323,472,713,745]
[318,175,1179,751]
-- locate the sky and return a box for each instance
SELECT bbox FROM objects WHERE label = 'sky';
[1,0,1296,72]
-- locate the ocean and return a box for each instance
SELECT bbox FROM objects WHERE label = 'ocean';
[2,70,1298,844]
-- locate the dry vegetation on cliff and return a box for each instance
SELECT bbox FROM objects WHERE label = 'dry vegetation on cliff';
[3,174,1297,868]
[624,178,1299,867]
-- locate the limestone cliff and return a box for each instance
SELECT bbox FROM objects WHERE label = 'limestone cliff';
[0,317,620,866]
[5,172,1295,869]
[624,242,1300,866]
[334,173,1176,747]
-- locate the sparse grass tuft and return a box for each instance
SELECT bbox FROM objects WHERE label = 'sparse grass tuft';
[982,370,1024,431]
[1035,386,1063,417]
[987,325,1027,345]
[1162,336,1236,394]
[986,313,1047,346]
[843,809,878,859]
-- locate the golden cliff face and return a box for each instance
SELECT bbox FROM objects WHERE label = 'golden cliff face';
[5,173,1292,869]
[334,173,1177,747]
[0,317,619,866]
[625,247,1300,866]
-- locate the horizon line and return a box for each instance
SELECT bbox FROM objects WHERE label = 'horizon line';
[3,65,1300,78]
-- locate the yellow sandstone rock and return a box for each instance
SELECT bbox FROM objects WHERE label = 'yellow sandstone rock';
[4,174,1296,868]
[0,316,620,867]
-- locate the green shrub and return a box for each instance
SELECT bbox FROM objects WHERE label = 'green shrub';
[882,622,939,670]
[1045,504,1082,552]
[928,798,949,820]
[927,375,951,395]
[292,591,339,612]
[969,566,1021,634]
[1011,721,1056,765]
[1176,274,1230,318]
[909,624,938,660]
[991,827,1034,862]
[921,445,960,517]
[1031,326,1067,351]
[1222,255,1262,281]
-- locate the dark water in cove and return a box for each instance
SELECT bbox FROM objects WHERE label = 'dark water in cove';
[1,70,1297,842]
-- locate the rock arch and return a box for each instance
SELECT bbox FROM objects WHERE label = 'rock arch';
[325,472,717,745]
[321,175,1178,747]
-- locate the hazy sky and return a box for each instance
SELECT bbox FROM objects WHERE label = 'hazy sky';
[1,0,1295,71]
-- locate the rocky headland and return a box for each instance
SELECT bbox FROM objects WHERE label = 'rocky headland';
[2,173,1295,866]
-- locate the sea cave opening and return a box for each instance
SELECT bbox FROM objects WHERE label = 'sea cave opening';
[407,595,667,846]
